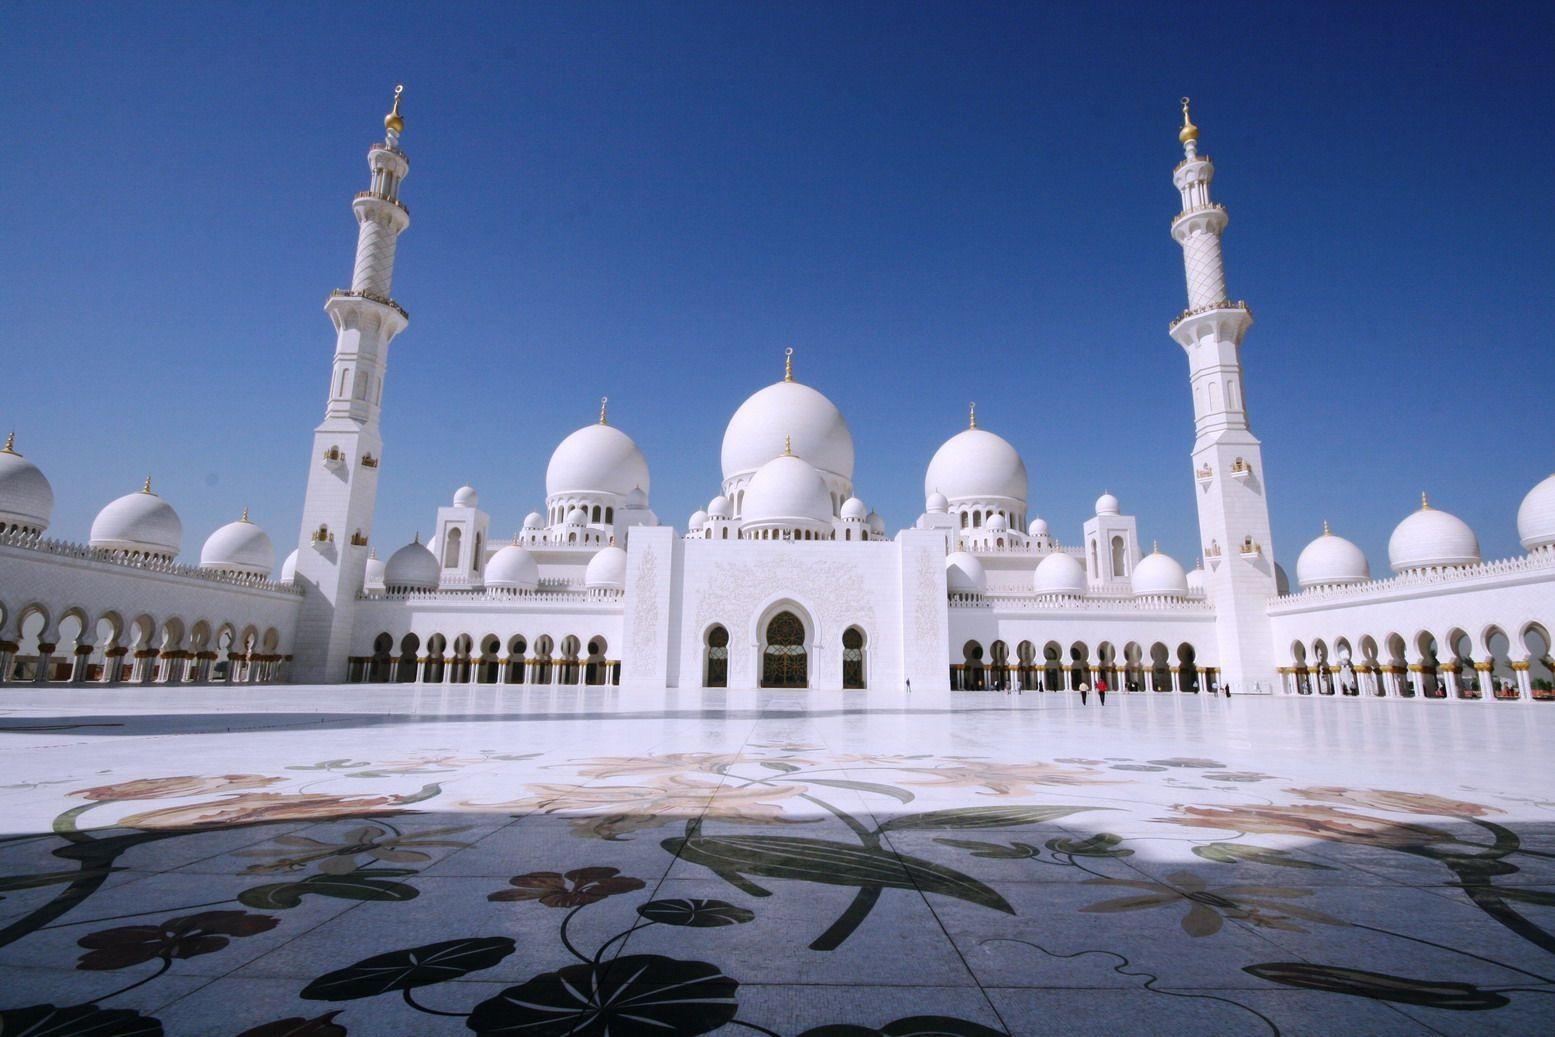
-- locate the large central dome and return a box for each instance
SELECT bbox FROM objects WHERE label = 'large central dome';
[721,379,854,481]
[546,423,651,498]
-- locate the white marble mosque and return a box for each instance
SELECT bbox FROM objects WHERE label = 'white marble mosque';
[2,94,1552,700]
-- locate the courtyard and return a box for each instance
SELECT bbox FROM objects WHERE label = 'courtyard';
[1,687,1552,1035]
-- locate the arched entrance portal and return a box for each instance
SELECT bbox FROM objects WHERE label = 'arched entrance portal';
[761,611,808,689]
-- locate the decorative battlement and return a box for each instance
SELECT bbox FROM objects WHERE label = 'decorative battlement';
[955,591,1213,614]
[328,288,408,320]
[1269,548,1555,611]
[0,529,301,594]
[361,586,623,605]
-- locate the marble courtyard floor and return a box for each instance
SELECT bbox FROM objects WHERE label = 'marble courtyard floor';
[2,687,1554,1036]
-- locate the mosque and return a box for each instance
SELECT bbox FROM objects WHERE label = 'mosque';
[1,93,1552,699]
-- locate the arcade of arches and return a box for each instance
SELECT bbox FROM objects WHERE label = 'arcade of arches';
[952,639,1213,693]
[1281,623,1555,701]
[349,632,621,686]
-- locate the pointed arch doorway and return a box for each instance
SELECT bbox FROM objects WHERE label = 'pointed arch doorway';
[761,610,808,689]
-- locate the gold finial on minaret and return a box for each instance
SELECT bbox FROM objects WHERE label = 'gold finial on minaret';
[599,396,609,425]
[1323,520,1331,536]
[1178,96,1198,144]
[784,347,794,382]
[783,434,793,456]
[241,506,251,523]
[1420,491,1431,510]
[2,431,14,454]
[968,402,977,429]
[141,475,153,494]
[384,85,405,135]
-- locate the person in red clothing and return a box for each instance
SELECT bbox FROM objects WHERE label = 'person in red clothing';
[1096,676,1108,705]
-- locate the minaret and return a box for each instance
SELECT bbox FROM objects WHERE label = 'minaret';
[291,87,412,682]
[1168,98,1278,692]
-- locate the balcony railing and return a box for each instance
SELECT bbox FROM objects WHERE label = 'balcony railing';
[1170,299,1250,332]
[354,191,409,217]
[329,289,408,320]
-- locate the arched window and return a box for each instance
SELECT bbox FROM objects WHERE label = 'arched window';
[473,533,483,572]
[842,626,866,689]
[605,507,613,524]
[705,625,729,688]
[1110,535,1126,577]
[443,527,462,569]
[591,505,601,523]
[960,512,968,529]
[761,612,807,689]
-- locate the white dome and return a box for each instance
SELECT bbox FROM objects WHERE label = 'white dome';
[625,486,649,509]
[564,507,588,527]
[926,491,949,514]
[1295,526,1371,588]
[741,454,834,528]
[946,551,987,595]
[1517,473,1555,551]
[688,509,709,529]
[986,512,1008,532]
[523,511,544,529]
[1028,517,1050,537]
[486,543,539,590]
[0,437,53,533]
[1132,548,1189,597]
[199,511,275,576]
[1388,498,1481,572]
[546,423,651,498]
[453,485,479,508]
[707,495,733,519]
[1095,492,1120,516]
[1186,564,1207,594]
[279,548,299,584]
[90,482,182,558]
[841,496,868,521]
[924,428,1028,504]
[867,511,885,534]
[1033,552,1087,596]
[384,538,440,590]
[722,379,854,481]
[585,543,628,590]
[364,552,386,588]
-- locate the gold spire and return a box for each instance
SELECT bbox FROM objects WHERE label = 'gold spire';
[141,475,153,494]
[783,434,793,456]
[1152,539,1160,554]
[968,402,977,429]
[599,396,609,425]
[1421,491,1431,510]
[370,547,378,559]
[241,506,251,523]
[784,347,794,382]
[1178,96,1198,144]
[1323,520,1331,535]
[384,85,405,135]
[1,431,14,455]
[413,530,421,543]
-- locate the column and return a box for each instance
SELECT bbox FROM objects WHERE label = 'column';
[0,642,15,684]
[1475,662,1495,701]
[69,646,92,685]
[32,643,56,685]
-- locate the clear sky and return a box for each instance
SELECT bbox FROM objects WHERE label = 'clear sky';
[5,1,1552,575]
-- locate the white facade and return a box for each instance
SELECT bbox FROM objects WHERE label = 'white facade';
[2,94,1551,702]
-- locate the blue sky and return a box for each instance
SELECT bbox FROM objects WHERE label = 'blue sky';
[5,1,1552,573]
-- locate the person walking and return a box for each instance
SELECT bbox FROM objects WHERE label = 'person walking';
[1096,676,1107,705]
[1078,680,1089,705]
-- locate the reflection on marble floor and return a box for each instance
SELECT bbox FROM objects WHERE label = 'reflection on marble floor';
[2,686,1554,1035]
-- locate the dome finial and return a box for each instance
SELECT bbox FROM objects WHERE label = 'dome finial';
[241,505,251,523]
[413,529,421,544]
[141,475,153,494]
[1323,519,1331,536]
[968,401,977,429]
[1178,96,1198,144]
[784,346,794,382]
[599,395,609,425]
[784,434,793,456]
[370,547,377,559]
[1,430,14,454]
[384,84,405,136]
[1152,539,1160,554]
[1421,491,1431,510]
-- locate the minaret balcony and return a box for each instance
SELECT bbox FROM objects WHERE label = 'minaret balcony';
[1196,463,1214,487]
[328,288,409,321]
[1229,457,1253,482]
[1169,299,1251,335]
[354,190,410,218]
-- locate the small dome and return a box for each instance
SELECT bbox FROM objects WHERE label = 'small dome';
[585,543,628,590]
[924,428,1028,504]
[199,510,275,576]
[688,509,709,530]
[1033,552,1087,596]
[1095,492,1120,516]
[946,551,987,595]
[1028,517,1050,537]
[364,552,386,588]
[384,538,439,590]
[707,495,733,519]
[453,485,479,508]
[867,511,885,534]
[1186,563,1207,594]
[279,548,299,584]
[625,486,649,509]
[0,435,53,533]
[722,379,855,481]
[1388,496,1480,572]
[523,511,544,530]
[546,422,651,498]
[90,481,182,558]
[841,497,868,521]
[926,491,949,514]
[1517,472,1555,551]
[986,512,1008,532]
[1295,524,1371,588]
[564,507,588,527]
[486,543,539,590]
[1132,547,1188,597]
[741,454,834,528]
